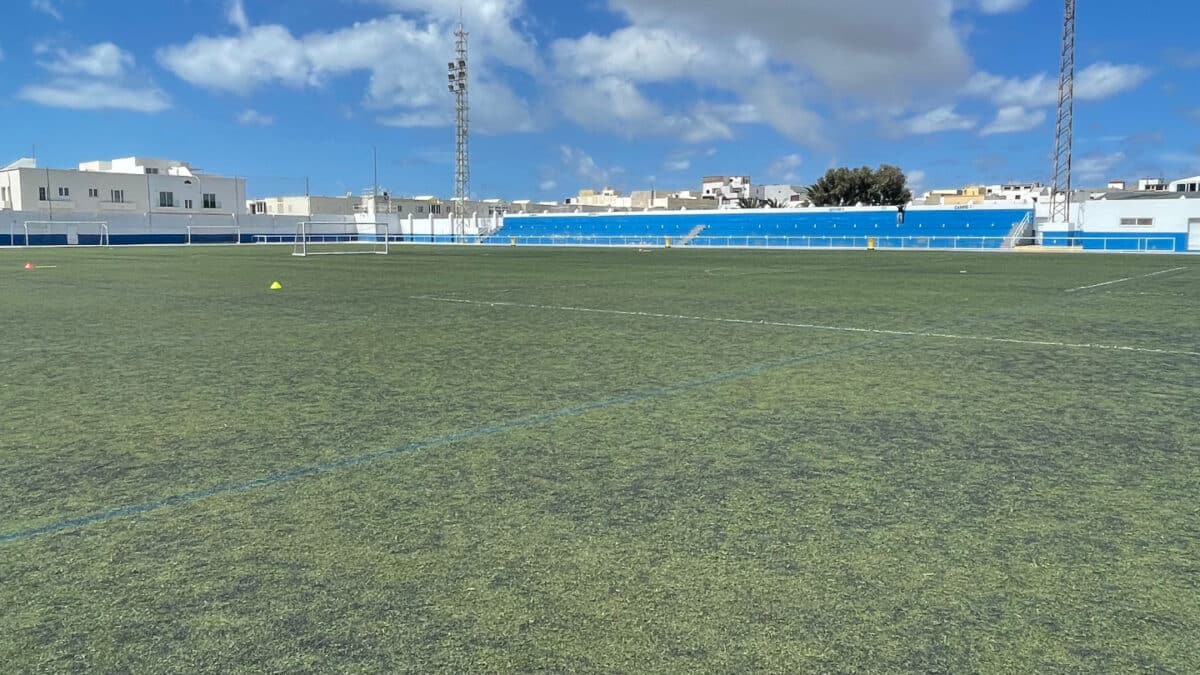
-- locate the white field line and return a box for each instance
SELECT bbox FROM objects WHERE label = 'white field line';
[411,295,1200,359]
[1065,267,1187,293]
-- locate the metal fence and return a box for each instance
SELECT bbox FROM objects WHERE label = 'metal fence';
[465,234,1183,252]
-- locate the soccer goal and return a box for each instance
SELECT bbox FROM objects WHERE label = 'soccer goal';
[292,221,390,256]
[186,224,242,245]
[23,220,109,246]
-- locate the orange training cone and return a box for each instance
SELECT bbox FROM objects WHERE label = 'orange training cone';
[24,262,34,270]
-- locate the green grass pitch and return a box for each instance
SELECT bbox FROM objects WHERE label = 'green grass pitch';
[1,245,1197,672]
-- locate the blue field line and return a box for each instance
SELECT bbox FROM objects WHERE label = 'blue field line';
[0,338,888,546]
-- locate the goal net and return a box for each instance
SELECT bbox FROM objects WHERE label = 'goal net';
[23,220,109,246]
[293,221,389,256]
[186,224,242,245]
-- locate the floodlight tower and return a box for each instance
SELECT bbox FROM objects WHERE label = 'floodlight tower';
[448,21,470,241]
[1050,0,1076,226]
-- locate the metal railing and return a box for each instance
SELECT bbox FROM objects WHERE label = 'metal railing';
[465,234,1181,252]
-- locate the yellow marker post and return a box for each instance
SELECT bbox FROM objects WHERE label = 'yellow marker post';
[511,237,517,247]
[867,238,876,251]
[665,237,672,249]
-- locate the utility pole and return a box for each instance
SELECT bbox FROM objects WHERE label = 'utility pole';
[1050,0,1076,226]
[448,18,470,242]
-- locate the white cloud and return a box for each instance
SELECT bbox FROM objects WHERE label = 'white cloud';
[227,0,250,32]
[605,0,969,97]
[158,9,536,135]
[560,146,619,188]
[31,0,62,21]
[906,169,928,192]
[900,106,976,135]
[557,78,736,143]
[40,43,134,78]
[1075,152,1126,182]
[538,179,558,192]
[963,71,1055,108]
[1076,63,1153,101]
[980,105,1046,135]
[768,154,803,182]
[236,109,274,126]
[19,81,171,113]
[664,158,691,172]
[158,25,315,94]
[546,0,966,144]
[21,41,170,113]
[965,62,1151,108]
[1187,108,1200,123]
[976,0,1030,13]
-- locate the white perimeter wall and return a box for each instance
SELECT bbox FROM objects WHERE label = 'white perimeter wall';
[1037,197,1200,234]
[0,208,503,239]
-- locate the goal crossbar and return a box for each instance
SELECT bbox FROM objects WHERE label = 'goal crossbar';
[293,221,389,257]
[186,224,242,245]
[22,220,109,247]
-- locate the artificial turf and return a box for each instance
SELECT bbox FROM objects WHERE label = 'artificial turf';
[0,245,1197,672]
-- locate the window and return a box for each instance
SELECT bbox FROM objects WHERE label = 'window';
[184,199,194,209]
[418,206,425,213]
[159,191,175,208]
[110,189,125,203]
[431,204,442,215]
[88,188,99,198]
[202,193,217,209]
[145,168,159,175]
[58,186,70,198]
[39,187,47,201]
[1119,217,1153,227]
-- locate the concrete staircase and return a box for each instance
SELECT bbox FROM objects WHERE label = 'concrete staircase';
[1002,212,1035,249]
[678,224,707,246]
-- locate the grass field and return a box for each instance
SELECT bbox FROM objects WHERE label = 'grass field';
[1,245,1198,673]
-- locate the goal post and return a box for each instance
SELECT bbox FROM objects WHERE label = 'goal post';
[292,221,389,257]
[186,224,242,245]
[22,220,109,246]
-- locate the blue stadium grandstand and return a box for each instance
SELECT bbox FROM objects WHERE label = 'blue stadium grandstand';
[487,207,1033,250]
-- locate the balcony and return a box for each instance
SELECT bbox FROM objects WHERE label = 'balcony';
[38,199,76,210]
[100,201,139,211]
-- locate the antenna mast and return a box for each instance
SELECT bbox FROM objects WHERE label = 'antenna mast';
[448,17,470,241]
[1050,0,1076,226]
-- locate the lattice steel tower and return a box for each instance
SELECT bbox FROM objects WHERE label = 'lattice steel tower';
[1050,0,1076,225]
[448,21,470,241]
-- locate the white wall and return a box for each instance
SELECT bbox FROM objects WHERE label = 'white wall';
[0,168,245,215]
[1,207,501,241]
[1037,196,1200,236]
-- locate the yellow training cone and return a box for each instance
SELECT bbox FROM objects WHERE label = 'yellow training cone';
[269,281,283,290]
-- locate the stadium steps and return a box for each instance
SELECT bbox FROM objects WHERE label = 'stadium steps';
[1002,212,1035,249]
[678,224,708,246]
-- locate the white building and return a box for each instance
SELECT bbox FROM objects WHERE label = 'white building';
[566,188,631,209]
[1169,175,1200,193]
[702,175,751,207]
[751,184,809,206]
[0,156,246,215]
[984,182,1046,202]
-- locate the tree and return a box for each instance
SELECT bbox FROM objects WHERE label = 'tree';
[736,196,784,209]
[808,165,912,207]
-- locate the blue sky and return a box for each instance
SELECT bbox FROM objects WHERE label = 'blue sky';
[0,0,1197,200]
